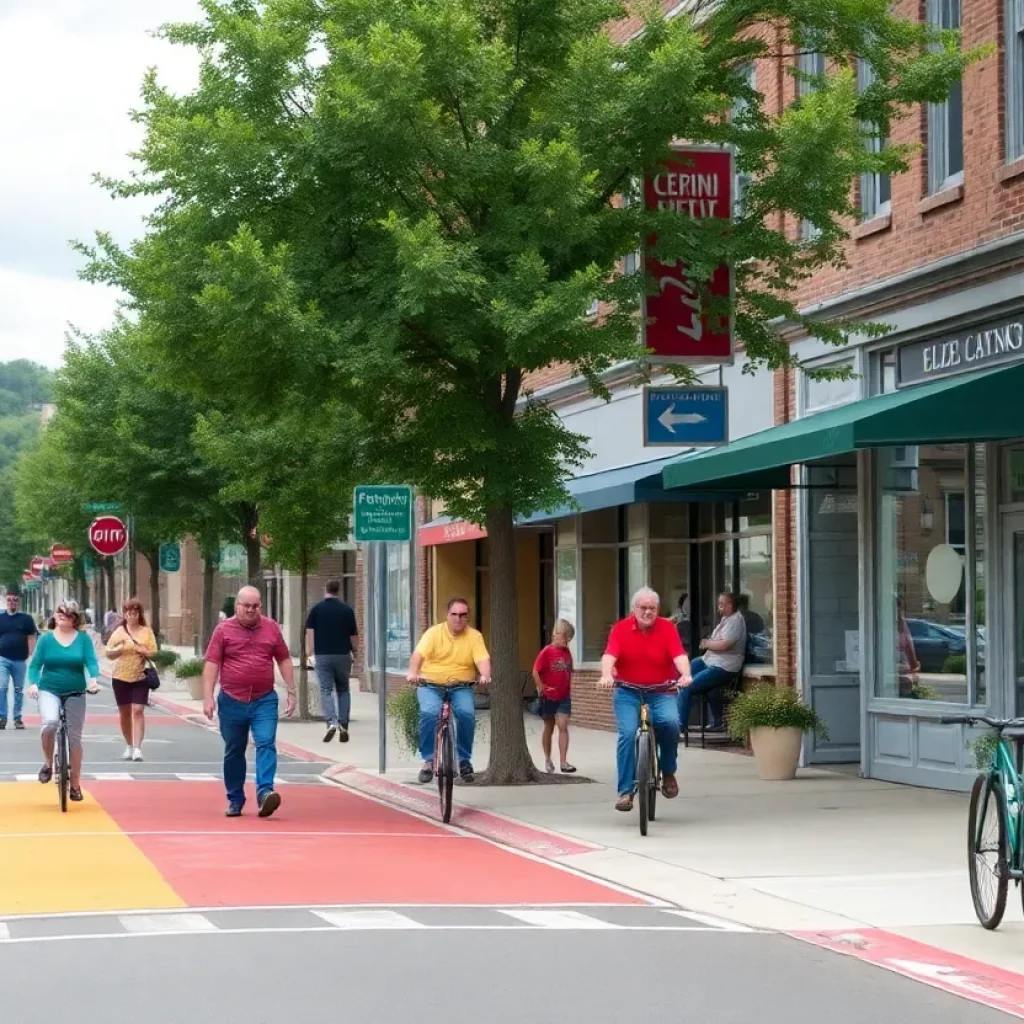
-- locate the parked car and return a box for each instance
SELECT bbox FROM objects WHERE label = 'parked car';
[905,618,967,673]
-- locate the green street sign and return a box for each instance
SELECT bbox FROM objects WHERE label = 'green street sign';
[353,485,413,542]
[82,501,123,513]
[82,554,95,573]
[219,543,247,576]
[159,542,182,573]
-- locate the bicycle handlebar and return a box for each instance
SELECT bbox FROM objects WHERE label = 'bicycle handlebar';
[940,715,1024,730]
[412,679,477,688]
[614,680,679,695]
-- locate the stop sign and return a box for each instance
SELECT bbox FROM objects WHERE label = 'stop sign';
[50,544,73,564]
[29,556,45,577]
[89,516,128,557]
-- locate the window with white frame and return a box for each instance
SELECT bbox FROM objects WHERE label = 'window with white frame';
[733,62,756,216]
[926,0,964,194]
[802,357,859,413]
[857,59,891,219]
[796,43,826,239]
[1008,0,1024,163]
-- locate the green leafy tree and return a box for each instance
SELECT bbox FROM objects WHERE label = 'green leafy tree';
[83,0,977,781]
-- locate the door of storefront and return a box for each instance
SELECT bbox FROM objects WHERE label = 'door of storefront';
[1004,513,1024,718]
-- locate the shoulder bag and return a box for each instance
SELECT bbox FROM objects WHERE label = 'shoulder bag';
[124,625,161,690]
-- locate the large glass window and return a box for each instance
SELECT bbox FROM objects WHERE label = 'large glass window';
[385,541,413,670]
[581,546,618,662]
[804,358,858,413]
[875,443,987,704]
[926,0,964,194]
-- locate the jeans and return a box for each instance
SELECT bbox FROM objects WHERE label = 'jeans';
[0,657,27,721]
[677,657,735,730]
[417,684,475,764]
[315,654,353,726]
[613,687,680,797]
[217,690,278,807]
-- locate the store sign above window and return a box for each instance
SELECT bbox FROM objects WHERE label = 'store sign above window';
[897,316,1024,387]
[642,146,734,365]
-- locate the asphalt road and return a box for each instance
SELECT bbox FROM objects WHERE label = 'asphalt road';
[0,929,1008,1024]
[0,682,1014,1022]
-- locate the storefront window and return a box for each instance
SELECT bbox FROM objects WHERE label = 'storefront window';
[974,445,987,705]
[385,542,413,670]
[581,508,618,544]
[875,444,982,704]
[650,543,690,620]
[1002,445,1024,503]
[555,547,578,659]
[649,502,692,540]
[581,546,618,661]
[803,358,858,412]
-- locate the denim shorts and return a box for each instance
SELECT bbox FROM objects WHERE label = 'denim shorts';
[539,697,571,719]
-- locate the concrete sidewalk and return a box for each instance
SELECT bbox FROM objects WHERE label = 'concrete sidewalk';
[151,670,1024,980]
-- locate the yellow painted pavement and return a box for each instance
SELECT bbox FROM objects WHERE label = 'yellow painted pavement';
[0,783,185,916]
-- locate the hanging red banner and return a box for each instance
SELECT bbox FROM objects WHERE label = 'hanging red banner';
[643,146,734,364]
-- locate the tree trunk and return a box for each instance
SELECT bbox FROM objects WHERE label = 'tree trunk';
[96,565,105,623]
[201,553,216,651]
[104,559,116,614]
[481,504,538,784]
[241,504,263,596]
[142,546,161,639]
[297,547,311,721]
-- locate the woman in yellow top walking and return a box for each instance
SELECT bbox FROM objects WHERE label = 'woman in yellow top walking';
[105,599,157,762]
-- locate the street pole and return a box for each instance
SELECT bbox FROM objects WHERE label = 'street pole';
[128,515,136,599]
[377,542,388,774]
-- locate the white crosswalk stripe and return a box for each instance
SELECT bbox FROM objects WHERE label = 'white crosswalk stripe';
[118,914,217,934]
[14,774,39,782]
[500,909,618,929]
[665,910,753,932]
[0,923,9,941]
[314,909,426,930]
[93,773,135,780]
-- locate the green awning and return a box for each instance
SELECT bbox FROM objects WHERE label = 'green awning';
[662,362,1024,492]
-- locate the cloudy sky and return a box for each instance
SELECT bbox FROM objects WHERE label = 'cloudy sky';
[0,0,203,369]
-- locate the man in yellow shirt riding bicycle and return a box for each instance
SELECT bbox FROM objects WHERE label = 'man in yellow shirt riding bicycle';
[406,596,492,785]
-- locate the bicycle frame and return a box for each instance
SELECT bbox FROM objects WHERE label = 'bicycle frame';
[984,738,1024,879]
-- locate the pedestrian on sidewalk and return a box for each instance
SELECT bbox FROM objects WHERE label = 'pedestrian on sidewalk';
[202,585,296,819]
[677,592,746,734]
[304,579,358,744]
[0,590,38,730]
[105,598,158,762]
[599,587,691,813]
[533,619,576,774]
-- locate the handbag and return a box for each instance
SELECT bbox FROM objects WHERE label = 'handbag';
[124,625,161,690]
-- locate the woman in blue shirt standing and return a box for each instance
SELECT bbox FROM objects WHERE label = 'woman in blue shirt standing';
[26,599,100,802]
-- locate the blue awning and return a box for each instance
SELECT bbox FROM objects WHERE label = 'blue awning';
[419,452,742,543]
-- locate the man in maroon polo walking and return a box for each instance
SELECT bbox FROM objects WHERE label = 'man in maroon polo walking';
[202,585,296,818]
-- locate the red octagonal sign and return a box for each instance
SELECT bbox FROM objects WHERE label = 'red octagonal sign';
[89,516,128,557]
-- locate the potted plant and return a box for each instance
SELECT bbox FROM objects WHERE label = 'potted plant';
[386,685,420,755]
[175,657,206,701]
[727,683,828,781]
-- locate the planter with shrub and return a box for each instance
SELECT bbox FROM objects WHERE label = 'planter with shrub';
[386,685,420,755]
[175,657,206,701]
[727,683,828,781]
[152,649,180,671]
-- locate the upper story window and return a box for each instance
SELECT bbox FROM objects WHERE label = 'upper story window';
[926,0,964,194]
[1008,0,1024,163]
[796,43,826,239]
[857,60,892,219]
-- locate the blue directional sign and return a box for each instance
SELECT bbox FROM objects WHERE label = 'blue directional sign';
[643,386,729,447]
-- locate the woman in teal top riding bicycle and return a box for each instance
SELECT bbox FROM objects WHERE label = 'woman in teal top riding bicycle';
[26,600,100,802]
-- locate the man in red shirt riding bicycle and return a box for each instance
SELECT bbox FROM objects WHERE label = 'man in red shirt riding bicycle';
[599,587,692,812]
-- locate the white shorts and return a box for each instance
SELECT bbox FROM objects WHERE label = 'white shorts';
[37,691,86,751]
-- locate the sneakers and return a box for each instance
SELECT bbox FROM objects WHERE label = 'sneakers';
[225,803,243,818]
[459,760,475,783]
[323,723,337,743]
[338,724,349,743]
[418,762,434,784]
[132,748,143,762]
[13,719,23,730]
[0,719,6,730]
[38,765,52,784]
[122,746,133,761]
[258,790,281,818]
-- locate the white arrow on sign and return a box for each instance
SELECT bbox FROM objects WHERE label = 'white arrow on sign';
[658,404,707,434]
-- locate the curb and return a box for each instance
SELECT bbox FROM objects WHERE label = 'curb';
[321,764,604,859]
[789,928,1024,1019]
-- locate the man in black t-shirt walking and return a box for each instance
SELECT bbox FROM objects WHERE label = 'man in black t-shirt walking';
[305,580,359,742]
[0,591,38,730]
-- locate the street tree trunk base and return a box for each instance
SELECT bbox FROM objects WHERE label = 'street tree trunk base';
[474,767,593,787]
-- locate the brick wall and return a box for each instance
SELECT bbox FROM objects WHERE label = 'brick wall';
[772,366,798,688]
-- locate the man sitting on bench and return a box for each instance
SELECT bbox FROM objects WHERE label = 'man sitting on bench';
[678,592,747,733]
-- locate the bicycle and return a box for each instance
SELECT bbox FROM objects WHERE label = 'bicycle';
[941,714,1024,928]
[54,691,87,814]
[415,680,476,824]
[616,681,677,837]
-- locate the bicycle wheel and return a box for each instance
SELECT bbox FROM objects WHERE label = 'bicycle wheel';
[438,721,455,824]
[56,725,69,814]
[636,730,652,836]
[647,734,658,822]
[968,773,1008,929]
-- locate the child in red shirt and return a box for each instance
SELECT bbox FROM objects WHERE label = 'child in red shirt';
[532,619,575,774]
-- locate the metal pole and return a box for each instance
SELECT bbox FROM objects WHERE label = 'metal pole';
[378,542,389,774]
[128,516,136,598]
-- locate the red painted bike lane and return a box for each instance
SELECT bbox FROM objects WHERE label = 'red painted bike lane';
[85,780,647,909]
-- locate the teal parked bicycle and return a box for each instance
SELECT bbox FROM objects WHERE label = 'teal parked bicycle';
[942,714,1024,928]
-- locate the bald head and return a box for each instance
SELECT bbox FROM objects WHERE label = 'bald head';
[235,586,262,626]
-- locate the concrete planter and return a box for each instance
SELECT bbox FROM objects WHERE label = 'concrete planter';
[749,726,803,781]
[184,675,204,701]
